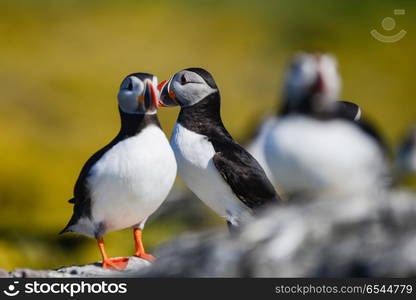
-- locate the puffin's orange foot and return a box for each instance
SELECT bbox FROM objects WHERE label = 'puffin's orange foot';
[134,252,155,262]
[102,257,129,270]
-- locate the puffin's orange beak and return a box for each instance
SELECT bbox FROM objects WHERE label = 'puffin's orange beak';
[158,79,179,107]
[157,80,167,92]
[143,81,158,111]
[156,80,168,107]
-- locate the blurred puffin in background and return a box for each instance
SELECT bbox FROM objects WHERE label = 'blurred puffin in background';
[61,73,177,270]
[263,53,388,198]
[158,68,281,232]
[395,125,416,185]
[245,52,362,185]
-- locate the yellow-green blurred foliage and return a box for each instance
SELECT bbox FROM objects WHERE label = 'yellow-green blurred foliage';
[0,0,415,270]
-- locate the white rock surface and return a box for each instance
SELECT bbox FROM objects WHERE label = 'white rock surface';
[2,189,416,278]
[1,257,151,278]
[139,189,416,277]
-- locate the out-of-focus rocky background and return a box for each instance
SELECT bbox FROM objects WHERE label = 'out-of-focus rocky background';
[2,188,416,277]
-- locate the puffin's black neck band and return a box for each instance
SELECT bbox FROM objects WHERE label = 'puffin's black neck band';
[177,92,224,135]
[119,108,160,137]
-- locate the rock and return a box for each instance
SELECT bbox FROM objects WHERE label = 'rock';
[5,257,151,278]
[0,268,10,278]
[138,189,416,277]
[3,189,416,278]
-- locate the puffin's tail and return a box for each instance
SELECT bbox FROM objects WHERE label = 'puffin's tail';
[59,225,72,235]
[59,215,76,235]
[60,198,77,234]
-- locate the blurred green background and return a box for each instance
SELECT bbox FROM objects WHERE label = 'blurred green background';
[0,0,415,270]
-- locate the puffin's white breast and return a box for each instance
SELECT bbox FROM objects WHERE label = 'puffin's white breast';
[86,125,177,234]
[264,115,385,197]
[171,123,250,224]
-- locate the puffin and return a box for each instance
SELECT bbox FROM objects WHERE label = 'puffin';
[245,53,362,186]
[158,68,281,231]
[60,73,177,270]
[395,125,416,183]
[263,53,388,198]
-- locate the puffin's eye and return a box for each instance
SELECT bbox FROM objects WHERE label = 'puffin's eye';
[180,74,188,85]
[126,80,133,90]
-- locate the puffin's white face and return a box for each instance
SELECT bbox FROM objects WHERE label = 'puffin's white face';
[159,69,218,108]
[284,52,341,111]
[117,74,159,114]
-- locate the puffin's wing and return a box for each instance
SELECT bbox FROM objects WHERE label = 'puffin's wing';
[60,138,118,234]
[212,140,281,209]
[334,101,387,155]
[335,101,361,121]
[60,156,96,234]
[71,134,122,205]
[356,118,389,156]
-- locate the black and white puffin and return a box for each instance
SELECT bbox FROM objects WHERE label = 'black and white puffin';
[395,125,416,181]
[245,53,362,185]
[60,73,177,270]
[263,53,387,198]
[158,68,281,231]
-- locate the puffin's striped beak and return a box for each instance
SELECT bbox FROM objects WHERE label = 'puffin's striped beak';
[157,80,168,107]
[310,72,325,94]
[158,79,179,107]
[143,80,158,112]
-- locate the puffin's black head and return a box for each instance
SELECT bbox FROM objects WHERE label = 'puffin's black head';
[283,52,341,114]
[117,73,159,114]
[158,68,219,108]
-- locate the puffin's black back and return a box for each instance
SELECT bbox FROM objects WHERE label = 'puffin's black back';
[334,101,360,120]
[356,118,389,157]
